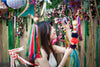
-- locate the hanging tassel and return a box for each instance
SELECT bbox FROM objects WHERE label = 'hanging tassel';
[36,25,41,58]
[69,19,80,67]
[26,24,33,57]
[26,24,41,61]
[69,50,80,67]
[29,24,35,60]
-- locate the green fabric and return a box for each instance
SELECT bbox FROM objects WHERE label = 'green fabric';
[96,26,99,67]
[8,20,14,49]
[34,26,36,55]
[20,4,35,17]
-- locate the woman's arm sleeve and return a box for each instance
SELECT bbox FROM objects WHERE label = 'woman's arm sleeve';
[53,45,66,54]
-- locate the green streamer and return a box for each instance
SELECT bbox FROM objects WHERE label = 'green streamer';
[8,20,14,49]
[26,25,33,57]
[34,26,36,55]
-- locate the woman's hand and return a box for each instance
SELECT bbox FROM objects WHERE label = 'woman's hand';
[65,47,73,56]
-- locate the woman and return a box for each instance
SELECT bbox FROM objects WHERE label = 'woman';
[30,21,73,67]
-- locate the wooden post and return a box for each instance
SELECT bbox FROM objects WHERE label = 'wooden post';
[89,4,94,67]
[79,1,85,67]
[99,26,100,67]
[79,20,85,67]
[0,0,2,62]
[94,0,100,24]
[0,20,2,62]
[93,18,97,67]
[93,1,100,67]
[1,20,9,62]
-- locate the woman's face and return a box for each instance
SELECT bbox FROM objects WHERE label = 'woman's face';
[50,26,57,41]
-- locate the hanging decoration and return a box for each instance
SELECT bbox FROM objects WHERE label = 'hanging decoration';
[18,0,35,17]
[7,0,26,9]
[0,1,8,17]
[77,16,82,40]
[69,20,80,67]
[18,0,39,22]
[26,24,41,61]
[8,47,38,67]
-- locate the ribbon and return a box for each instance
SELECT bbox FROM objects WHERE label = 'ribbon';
[77,16,82,40]
[8,47,38,67]
[29,24,35,60]
[36,25,41,58]
[26,24,41,61]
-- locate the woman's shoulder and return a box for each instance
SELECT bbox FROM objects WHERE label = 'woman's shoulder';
[41,48,48,58]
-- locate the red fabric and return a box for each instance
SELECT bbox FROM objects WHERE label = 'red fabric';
[71,38,79,44]
[36,26,41,58]
[30,25,35,60]
[73,28,77,31]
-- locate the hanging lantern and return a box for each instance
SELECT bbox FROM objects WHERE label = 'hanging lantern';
[7,0,26,9]
[0,1,7,17]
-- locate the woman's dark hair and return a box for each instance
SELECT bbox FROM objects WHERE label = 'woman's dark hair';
[37,21,55,60]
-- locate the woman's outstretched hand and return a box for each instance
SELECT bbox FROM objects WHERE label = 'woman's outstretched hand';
[65,47,73,56]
